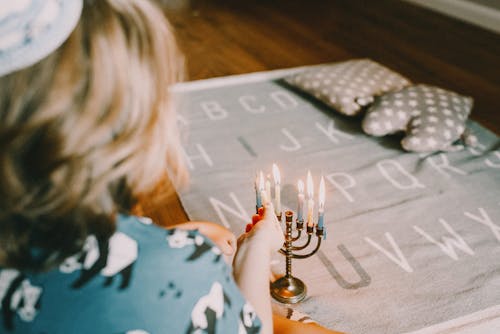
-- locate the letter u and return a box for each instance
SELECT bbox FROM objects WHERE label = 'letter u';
[317,245,371,289]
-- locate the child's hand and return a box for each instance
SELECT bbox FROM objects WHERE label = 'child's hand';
[240,202,284,253]
[233,202,285,334]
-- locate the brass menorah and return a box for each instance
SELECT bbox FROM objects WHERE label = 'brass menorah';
[271,210,324,304]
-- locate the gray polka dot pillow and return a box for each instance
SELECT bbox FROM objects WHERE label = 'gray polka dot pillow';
[362,84,475,152]
[284,59,411,116]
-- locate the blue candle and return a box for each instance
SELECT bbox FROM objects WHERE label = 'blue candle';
[255,173,262,208]
[297,180,305,222]
[317,212,324,229]
[317,176,325,229]
[306,171,314,227]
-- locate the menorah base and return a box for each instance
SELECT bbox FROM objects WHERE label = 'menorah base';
[270,276,307,304]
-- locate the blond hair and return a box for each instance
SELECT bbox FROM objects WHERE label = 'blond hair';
[0,0,186,270]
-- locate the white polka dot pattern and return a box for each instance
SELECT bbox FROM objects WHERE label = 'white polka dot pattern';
[284,59,411,116]
[362,84,474,152]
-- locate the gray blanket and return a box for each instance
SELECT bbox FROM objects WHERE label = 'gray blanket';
[172,68,500,333]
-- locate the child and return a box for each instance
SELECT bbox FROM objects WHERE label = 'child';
[0,1,341,333]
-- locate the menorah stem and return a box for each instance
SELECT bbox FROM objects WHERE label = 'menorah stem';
[285,249,292,277]
[285,212,293,277]
[271,211,307,304]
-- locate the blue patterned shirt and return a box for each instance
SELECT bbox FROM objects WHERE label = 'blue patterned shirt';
[0,215,261,333]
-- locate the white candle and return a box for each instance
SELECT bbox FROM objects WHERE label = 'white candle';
[265,177,271,206]
[259,171,266,204]
[272,163,281,215]
[318,176,325,229]
[297,180,305,222]
[306,170,314,227]
[260,189,268,206]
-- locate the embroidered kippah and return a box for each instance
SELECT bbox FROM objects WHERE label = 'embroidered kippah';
[0,0,83,76]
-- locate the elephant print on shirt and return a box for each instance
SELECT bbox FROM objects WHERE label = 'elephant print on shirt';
[59,232,138,289]
[0,269,43,330]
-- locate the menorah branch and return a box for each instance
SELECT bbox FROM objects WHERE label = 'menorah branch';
[291,235,322,259]
[290,233,312,251]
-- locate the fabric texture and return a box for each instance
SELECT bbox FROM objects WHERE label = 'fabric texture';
[171,68,500,333]
[362,84,475,152]
[0,215,261,334]
[283,59,411,116]
[0,0,83,76]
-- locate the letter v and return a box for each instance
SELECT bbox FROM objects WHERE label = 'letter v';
[364,232,413,273]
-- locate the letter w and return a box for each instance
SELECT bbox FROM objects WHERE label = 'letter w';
[413,219,474,260]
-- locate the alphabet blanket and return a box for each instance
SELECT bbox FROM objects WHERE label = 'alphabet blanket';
[172,67,500,334]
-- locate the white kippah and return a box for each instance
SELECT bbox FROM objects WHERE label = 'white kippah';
[0,0,83,77]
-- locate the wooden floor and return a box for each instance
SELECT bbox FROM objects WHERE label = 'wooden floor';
[139,0,500,226]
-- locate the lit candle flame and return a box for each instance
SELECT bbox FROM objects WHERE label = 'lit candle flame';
[272,163,280,185]
[297,179,304,194]
[306,170,314,199]
[319,176,325,211]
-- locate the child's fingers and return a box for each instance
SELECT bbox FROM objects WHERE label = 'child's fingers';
[247,209,267,232]
[262,201,275,215]
[247,202,281,233]
[257,206,264,216]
